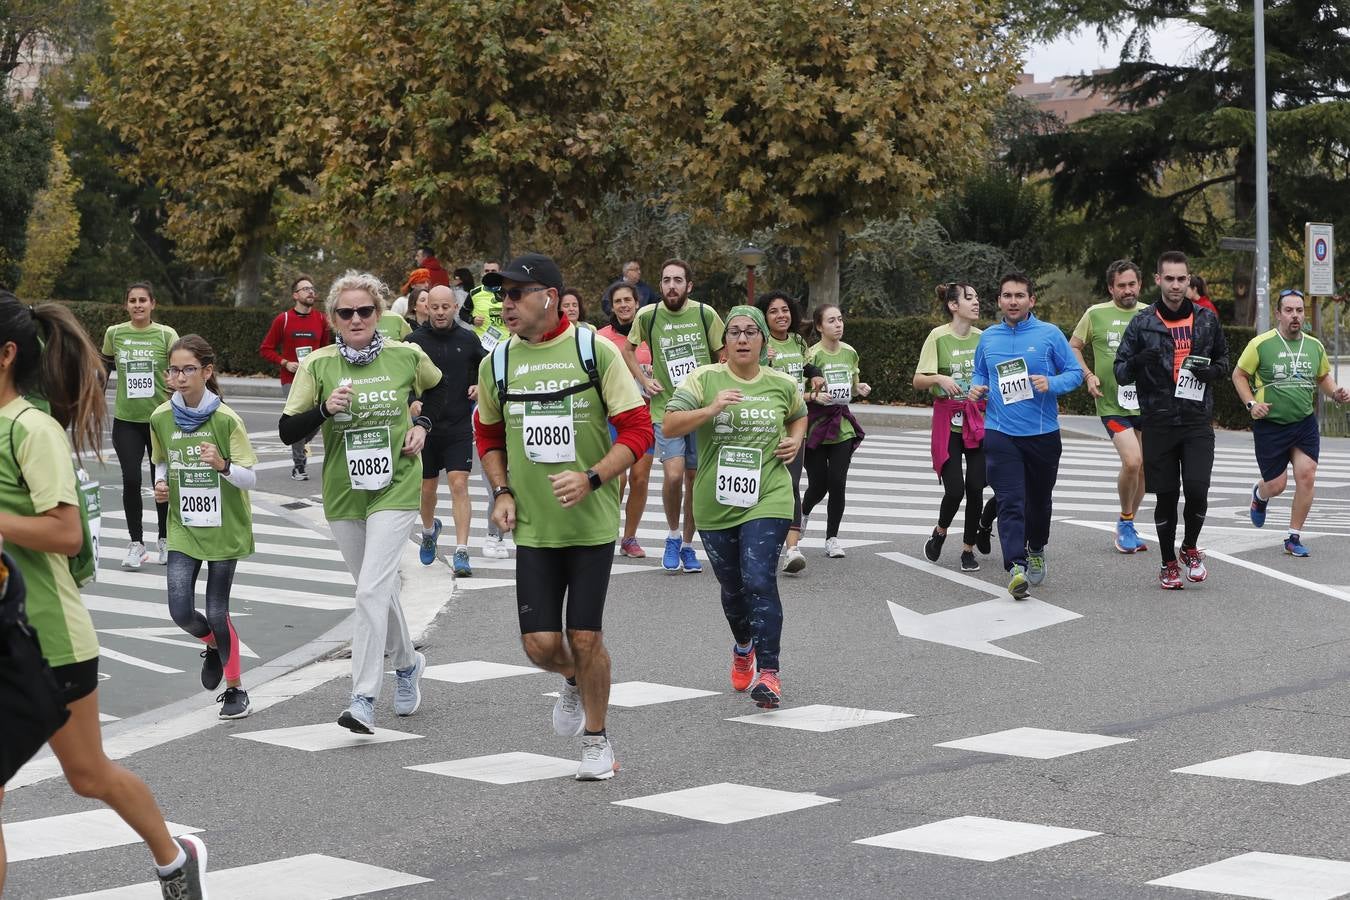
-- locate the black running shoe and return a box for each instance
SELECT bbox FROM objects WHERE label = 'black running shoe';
[924,528,946,562]
[199,647,222,691]
[975,525,993,556]
[218,687,250,719]
[157,834,207,899]
[960,550,980,572]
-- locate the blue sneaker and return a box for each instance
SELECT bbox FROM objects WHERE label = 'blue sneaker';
[338,695,375,733]
[1250,484,1268,528]
[1114,519,1146,553]
[419,519,442,565]
[679,545,702,573]
[394,651,425,716]
[452,548,473,577]
[662,536,681,573]
[1026,548,1046,586]
[1284,535,1310,557]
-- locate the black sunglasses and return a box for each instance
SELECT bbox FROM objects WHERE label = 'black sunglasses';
[335,305,378,321]
[503,286,550,302]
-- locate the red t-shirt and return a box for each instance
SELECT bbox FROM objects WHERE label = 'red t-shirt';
[259,308,332,384]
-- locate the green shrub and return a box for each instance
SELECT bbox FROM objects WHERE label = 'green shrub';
[61,301,279,376]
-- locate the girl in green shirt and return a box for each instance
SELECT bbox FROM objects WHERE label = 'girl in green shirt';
[101,282,178,570]
[151,335,258,719]
[0,292,208,897]
[758,291,816,575]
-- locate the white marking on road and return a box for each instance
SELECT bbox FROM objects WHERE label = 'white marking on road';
[613,783,838,824]
[1173,751,1350,786]
[878,552,1082,662]
[231,722,422,752]
[541,681,718,707]
[407,752,578,784]
[728,704,913,732]
[50,853,431,899]
[855,816,1100,861]
[99,647,182,674]
[420,660,544,683]
[935,727,1134,759]
[1148,850,1350,899]
[98,626,259,659]
[6,810,201,862]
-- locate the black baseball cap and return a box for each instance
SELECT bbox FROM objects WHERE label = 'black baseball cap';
[483,253,564,292]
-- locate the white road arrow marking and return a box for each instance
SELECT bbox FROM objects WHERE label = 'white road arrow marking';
[98,627,259,659]
[879,552,1082,663]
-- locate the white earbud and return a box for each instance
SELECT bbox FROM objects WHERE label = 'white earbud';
[544,297,551,309]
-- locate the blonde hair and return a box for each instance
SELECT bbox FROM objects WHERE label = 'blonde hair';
[325,270,388,316]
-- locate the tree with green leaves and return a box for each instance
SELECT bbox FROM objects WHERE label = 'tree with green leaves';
[620,0,1016,308]
[1010,0,1350,323]
[17,142,80,298]
[315,0,627,262]
[96,0,320,306]
[0,91,51,289]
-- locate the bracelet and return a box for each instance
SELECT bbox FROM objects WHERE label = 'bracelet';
[491,485,514,499]
[412,415,432,431]
[220,458,232,475]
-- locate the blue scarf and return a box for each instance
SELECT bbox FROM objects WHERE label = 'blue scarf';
[171,389,222,433]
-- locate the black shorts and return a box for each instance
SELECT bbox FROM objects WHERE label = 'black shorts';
[1101,415,1140,437]
[515,543,615,633]
[51,657,100,705]
[421,431,474,478]
[1253,415,1320,482]
[1142,424,1215,495]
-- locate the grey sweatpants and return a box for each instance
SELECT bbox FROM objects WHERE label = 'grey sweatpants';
[329,509,418,700]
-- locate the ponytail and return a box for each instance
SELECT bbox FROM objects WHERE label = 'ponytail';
[169,334,224,400]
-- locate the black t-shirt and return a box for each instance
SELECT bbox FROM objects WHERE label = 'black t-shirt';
[406,323,487,431]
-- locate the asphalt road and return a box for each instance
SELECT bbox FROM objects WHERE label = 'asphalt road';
[7,410,1350,900]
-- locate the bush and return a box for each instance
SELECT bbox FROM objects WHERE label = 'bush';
[61,301,278,375]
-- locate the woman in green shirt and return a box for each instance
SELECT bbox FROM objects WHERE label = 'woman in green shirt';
[101,282,178,570]
[0,292,208,897]
[662,306,806,710]
[151,335,258,720]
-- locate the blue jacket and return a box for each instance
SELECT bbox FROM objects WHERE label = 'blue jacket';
[971,313,1083,436]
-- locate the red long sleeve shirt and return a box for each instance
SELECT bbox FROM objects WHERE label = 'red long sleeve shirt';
[259,308,333,385]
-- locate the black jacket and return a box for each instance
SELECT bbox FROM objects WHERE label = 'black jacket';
[1114,300,1229,429]
[406,323,486,429]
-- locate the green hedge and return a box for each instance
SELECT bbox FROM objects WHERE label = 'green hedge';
[61,302,278,376]
[845,317,1258,431]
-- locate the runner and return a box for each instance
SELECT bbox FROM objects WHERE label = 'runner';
[279,271,442,732]
[259,273,332,481]
[1069,260,1148,553]
[473,253,651,780]
[969,272,1083,599]
[662,305,806,708]
[1187,274,1220,318]
[914,283,996,572]
[102,282,178,569]
[623,259,726,574]
[1234,289,1349,556]
[374,296,413,342]
[757,291,818,574]
[475,263,512,559]
[801,304,870,559]
[597,280,655,559]
[150,335,257,719]
[559,289,596,331]
[407,285,487,577]
[406,286,431,331]
[1114,251,1229,590]
[0,293,208,899]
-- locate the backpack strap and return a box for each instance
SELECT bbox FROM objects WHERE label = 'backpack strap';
[492,327,610,414]
[575,326,608,417]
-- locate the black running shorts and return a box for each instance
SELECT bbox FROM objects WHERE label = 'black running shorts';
[515,543,615,633]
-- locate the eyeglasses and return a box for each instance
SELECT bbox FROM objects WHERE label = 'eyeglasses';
[503,286,549,302]
[295,286,316,294]
[335,305,377,320]
[727,328,762,340]
[1279,289,1305,299]
[166,365,201,377]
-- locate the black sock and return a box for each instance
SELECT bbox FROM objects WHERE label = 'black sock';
[565,676,577,686]
[584,728,605,737]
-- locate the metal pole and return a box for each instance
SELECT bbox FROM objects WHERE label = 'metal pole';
[746,265,756,306]
[1254,0,1271,332]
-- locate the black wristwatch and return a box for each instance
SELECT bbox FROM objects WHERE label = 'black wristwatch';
[585,468,603,491]
[491,485,514,500]
[1246,400,1256,411]
[412,415,432,432]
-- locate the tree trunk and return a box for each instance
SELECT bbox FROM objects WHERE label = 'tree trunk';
[232,195,271,307]
[807,222,843,310]
[1232,145,1256,326]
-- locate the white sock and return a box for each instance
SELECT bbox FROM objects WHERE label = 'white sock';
[668,530,680,540]
[155,843,187,877]
[456,544,468,554]
[1254,482,1267,502]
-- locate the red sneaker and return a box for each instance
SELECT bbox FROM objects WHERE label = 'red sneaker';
[751,670,782,709]
[730,645,756,692]
[1179,546,1207,583]
[1159,561,1184,590]
[619,537,646,559]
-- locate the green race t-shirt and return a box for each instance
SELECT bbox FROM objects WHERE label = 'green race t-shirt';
[631,300,726,422]
[149,402,258,560]
[0,397,99,667]
[767,333,809,392]
[805,341,860,444]
[283,343,442,521]
[915,323,981,398]
[1071,301,1145,416]
[476,325,644,549]
[1236,329,1330,424]
[470,287,504,339]
[374,312,412,342]
[666,364,805,531]
[101,321,179,422]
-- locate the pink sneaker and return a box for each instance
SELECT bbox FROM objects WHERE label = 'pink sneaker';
[619,537,646,558]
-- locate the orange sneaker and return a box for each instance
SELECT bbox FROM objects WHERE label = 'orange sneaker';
[751,670,782,709]
[731,645,756,692]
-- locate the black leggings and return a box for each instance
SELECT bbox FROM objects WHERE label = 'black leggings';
[803,440,855,540]
[1154,487,1208,564]
[938,431,994,546]
[112,418,168,543]
[787,447,805,531]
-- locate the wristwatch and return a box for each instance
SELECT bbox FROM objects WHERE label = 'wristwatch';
[585,468,603,491]
[491,485,514,499]
[1246,400,1256,411]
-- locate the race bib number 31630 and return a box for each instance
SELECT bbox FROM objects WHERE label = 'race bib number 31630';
[715,446,762,508]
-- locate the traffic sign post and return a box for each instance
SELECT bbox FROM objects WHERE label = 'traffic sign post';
[1306,222,1334,296]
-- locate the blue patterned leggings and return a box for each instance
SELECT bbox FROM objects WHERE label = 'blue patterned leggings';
[699,518,791,671]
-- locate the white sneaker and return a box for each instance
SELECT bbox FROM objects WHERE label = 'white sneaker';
[576,734,617,780]
[156,538,169,565]
[121,541,147,570]
[825,537,846,558]
[783,547,806,574]
[552,680,585,736]
[482,535,509,559]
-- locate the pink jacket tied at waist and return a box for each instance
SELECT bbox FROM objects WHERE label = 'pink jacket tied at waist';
[930,396,986,477]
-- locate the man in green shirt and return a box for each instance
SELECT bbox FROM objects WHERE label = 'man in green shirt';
[621,259,726,574]
[1233,289,1349,556]
[1069,259,1148,554]
[475,253,652,780]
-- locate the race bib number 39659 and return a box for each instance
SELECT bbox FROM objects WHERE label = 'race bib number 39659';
[124,359,156,399]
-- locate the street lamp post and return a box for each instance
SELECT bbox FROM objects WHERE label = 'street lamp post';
[1254,0,1271,332]
[737,243,765,306]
